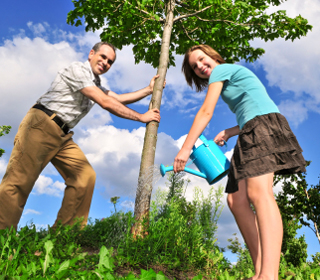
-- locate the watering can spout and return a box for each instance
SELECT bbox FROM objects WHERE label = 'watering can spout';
[160,164,207,179]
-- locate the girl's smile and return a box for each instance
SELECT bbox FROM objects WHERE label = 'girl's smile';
[188,49,219,79]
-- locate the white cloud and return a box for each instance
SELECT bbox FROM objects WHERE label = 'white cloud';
[72,125,179,199]
[33,175,65,197]
[252,0,320,125]
[108,45,160,93]
[0,36,83,130]
[27,22,49,36]
[0,159,7,177]
[278,99,309,127]
[23,209,41,216]
[120,200,135,212]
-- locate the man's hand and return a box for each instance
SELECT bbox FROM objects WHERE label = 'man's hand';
[140,108,161,123]
[148,75,166,94]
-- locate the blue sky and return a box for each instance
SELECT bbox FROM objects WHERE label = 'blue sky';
[0,0,319,263]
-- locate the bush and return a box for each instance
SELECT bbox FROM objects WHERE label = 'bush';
[76,212,133,249]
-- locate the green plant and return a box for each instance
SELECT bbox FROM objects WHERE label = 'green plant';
[275,162,320,245]
[77,212,133,249]
[0,125,11,157]
[227,234,255,279]
[1,208,320,279]
[280,216,308,267]
[111,196,121,213]
[116,174,228,275]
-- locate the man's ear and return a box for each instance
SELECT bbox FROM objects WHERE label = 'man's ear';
[88,49,95,61]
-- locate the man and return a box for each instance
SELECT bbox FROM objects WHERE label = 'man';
[0,41,162,230]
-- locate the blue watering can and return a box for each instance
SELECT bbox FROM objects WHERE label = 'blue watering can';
[160,134,230,185]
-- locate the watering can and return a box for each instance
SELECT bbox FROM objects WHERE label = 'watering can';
[160,134,230,185]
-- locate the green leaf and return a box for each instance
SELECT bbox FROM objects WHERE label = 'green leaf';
[98,246,114,271]
[140,268,157,279]
[43,240,54,275]
[57,260,70,273]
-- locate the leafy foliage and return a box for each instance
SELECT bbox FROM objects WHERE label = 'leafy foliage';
[227,233,255,279]
[117,172,227,273]
[0,125,11,158]
[225,235,320,280]
[0,166,318,278]
[280,215,308,267]
[0,204,319,278]
[76,212,133,249]
[67,0,312,67]
[275,162,320,244]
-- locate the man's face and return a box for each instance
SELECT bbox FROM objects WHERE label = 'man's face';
[88,45,116,76]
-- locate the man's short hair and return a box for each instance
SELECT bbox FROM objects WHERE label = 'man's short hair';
[92,42,117,61]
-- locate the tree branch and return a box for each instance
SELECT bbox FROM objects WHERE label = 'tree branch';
[112,0,124,13]
[304,188,320,244]
[178,21,197,41]
[175,0,189,8]
[125,0,165,22]
[173,4,213,22]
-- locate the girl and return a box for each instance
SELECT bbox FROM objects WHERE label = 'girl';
[173,45,306,280]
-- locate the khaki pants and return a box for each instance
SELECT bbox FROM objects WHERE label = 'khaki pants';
[0,108,96,230]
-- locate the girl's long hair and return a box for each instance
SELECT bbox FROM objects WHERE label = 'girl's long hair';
[182,45,226,92]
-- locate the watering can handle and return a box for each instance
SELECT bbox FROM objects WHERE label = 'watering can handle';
[199,134,209,146]
[191,134,209,151]
[198,134,228,151]
[222,140,228,151]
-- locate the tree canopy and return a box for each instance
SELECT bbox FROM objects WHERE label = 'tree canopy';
[67,0,312,68]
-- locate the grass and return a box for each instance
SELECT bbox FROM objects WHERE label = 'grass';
[0,175,319,279]
[1,215,320,279]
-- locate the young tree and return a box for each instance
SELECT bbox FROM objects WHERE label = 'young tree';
[67,0,312,234]
[274,163,320,245]
[279,214,308,267]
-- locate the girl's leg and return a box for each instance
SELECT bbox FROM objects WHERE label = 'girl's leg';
[227,180,261,280]
[246,173,282,280]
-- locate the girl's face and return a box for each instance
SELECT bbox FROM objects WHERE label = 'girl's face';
[188,49,219,79]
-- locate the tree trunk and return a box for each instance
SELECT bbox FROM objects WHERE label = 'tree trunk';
[132,0,175,237]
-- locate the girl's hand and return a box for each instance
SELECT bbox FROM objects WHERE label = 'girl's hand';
[214,126,240,146]
[214,130,230,146]
[173,148,191,173]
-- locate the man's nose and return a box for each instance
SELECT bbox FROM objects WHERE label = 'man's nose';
[102,60,109,69]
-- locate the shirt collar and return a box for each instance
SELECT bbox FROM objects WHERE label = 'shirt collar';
[84,60,101,87]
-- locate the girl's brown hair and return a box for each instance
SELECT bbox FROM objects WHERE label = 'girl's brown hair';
[182,45,226,92]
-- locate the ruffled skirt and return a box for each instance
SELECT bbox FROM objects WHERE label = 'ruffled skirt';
[226,113,306,193]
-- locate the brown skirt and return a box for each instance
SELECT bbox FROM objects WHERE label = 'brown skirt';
[226,113,306,193]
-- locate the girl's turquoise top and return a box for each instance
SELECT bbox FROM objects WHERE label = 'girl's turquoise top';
[209,64,279,129]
